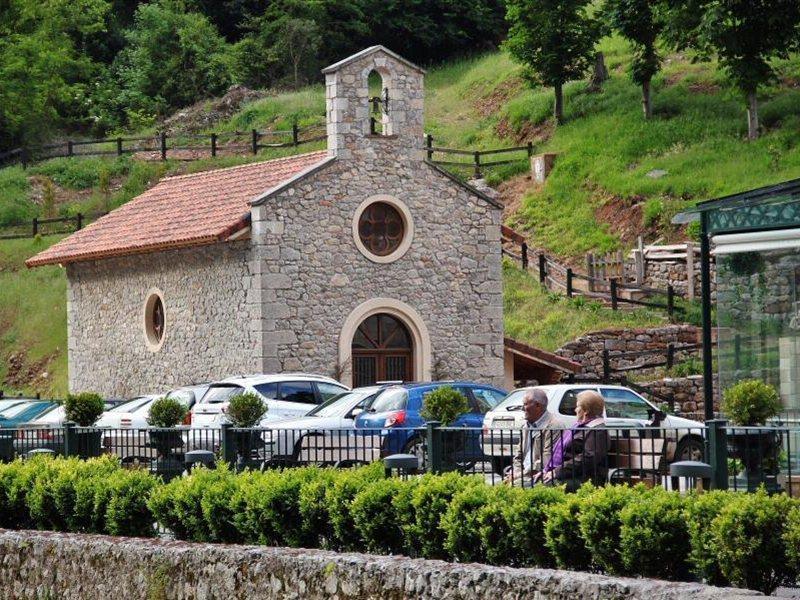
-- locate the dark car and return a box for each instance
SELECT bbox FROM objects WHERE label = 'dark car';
[354,381,507,464]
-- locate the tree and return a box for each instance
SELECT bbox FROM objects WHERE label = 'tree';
[605,0,663,119]
[279,19,321,89]
[662,0,800,140]
[504,0,601,123]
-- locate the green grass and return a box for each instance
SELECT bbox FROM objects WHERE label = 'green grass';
[0,236,67,397]
[503,262,663,351]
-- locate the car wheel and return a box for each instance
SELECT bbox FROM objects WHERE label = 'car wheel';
[403,437,425,471]
[675,435,704,462]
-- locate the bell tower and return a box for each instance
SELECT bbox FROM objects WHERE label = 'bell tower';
[322,46,425,162]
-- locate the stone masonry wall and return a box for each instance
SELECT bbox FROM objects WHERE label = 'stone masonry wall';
[250,48,505,388]
[556,325,701,378]
[0,530,761,600]
[66,242,257,397]
[642,259,717,301]
[642,374,719,417]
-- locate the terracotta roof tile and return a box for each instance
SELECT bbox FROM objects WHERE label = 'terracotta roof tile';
[26,151,328,267]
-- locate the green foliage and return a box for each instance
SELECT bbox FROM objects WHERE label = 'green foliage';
[684,490,735,586]
[105,469,158,537]
[579,484,645,575]
[325,463,385,550]
[721,379,781,426]
[148,466,224,542]
[504,0,601,121]
[64,391,105,426]
[420,386,469,426]
[502,485,566,567]
[712,490,797,595]
[30,157,130,190]
[226,392,266,427]
[351,478,406,555]
[199,464,242,544]
[668,356,703,377]
[604,0,662,99]
[298,469,338,548]
[544,491,593,571]
[442,483,492,562]
[642,197,664,228]
[147,396,188,428]
[619,488,690,580]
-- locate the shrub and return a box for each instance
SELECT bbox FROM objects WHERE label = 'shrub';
[105,470,158,537]
[409,472,477,559]
[685,490,735,586]
[227,392,266,427]
[713,490,797,595]
[544,492,592,571]
[721,379,781,425]
[147,397,188,427]
[149,467,223,542]
[64,456,121,532]
[475,486,523,566]
[64,392,105,426]
[420,386,469,426]
[200,464,242,543]
[25,458,63,530]
[578,484,646,575]
[442,483,492,562]
[619,489,691,580]
[229,470,264,543]
[298,469,338,548]
[326,464,385,550]
[0,459,38,528]
[351,478,406,555]
[502,485,566,567]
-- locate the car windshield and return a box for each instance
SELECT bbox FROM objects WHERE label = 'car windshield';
[200,385,244,404]
[366,387,408,413]
[308,390,372,418]
[165,389,195,407]
[496,388,539,411]
[0,402,38,419]
[34,405,64,423]
[108,397,153,413]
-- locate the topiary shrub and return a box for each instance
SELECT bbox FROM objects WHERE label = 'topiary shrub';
[619,488,691,580]
[544,490,593,571]
[298,469,338,548]
[579,484,646,575]
[474,486,523,566]
[408,472,478,559]
[64,392,105,426]
[147,396,188,427]
[200,464,243,544]
[441,482,492,562]
[25,457,65,530]
[226,392,266,427]
[325,463,385,550]
[713,489,797,595]
[105,469,158,537]
[351,477,406,555]
[684,490,736,586]
[501,485,566,568]
[63,456,121,532]
[721,379,781,426]
[420,386,469,426]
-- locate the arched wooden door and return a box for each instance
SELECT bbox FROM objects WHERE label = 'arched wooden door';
[352,313,413,386]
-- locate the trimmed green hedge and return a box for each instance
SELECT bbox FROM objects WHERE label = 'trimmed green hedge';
[4,456,800,595]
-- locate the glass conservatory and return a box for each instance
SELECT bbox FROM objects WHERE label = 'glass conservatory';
[675,179,800,419]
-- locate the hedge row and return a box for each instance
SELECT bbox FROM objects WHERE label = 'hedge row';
[1,457,800,595]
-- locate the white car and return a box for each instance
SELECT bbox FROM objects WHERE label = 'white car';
[191,373,349,428]
[481,384,704,473]
[262,385,384,461]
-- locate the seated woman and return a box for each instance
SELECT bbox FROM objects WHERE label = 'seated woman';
[540,390,609,492]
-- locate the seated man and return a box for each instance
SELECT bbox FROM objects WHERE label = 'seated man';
[503,389,561,487]
[541,390,609,492]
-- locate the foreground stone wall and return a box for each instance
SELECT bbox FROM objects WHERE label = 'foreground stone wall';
[66,242,256,397]
[0,530,761,600]
[556,325,701,378]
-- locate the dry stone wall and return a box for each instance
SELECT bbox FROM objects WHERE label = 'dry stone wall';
[0,530,762,600]
[641,374,719,417]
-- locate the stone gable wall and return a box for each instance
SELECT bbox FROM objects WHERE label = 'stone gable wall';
[0,530,761,600]
[66,242,256,396]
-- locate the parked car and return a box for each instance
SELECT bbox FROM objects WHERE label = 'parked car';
[354,382,507,463]
[262,385,385,462]
[0,401,57,428]
[164,383,211,424]
[481,384,705,474]
[191,374,349,428]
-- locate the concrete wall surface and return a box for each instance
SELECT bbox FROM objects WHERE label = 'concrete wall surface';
[0,530,762,600]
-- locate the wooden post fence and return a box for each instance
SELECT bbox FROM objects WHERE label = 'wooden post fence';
[539,253,547,285]
[251,129,259,155]
[76,213,83,230]
[116,137,123,156]
[32,217,38,236]
[473,151,481,178]
[160,132,167,161]
[521,242,528,270]
[211,133,217,158]
[292,123,299,147]
[426,134,433,160]
[566,268,573,297]
[610,278,618,310]
[667,285,675,317]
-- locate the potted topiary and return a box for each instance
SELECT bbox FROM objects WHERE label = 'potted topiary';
[420,386,471,472]
[722,379,782,491]
[226,393,267,467]
[146,397,188,477]
[64,392,106,457]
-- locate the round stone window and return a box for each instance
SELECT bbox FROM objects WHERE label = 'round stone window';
[352,195,414,264]
[143,289,166,352]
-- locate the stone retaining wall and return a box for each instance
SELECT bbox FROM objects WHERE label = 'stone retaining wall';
[0,530,760,599]
[642,374,719,416]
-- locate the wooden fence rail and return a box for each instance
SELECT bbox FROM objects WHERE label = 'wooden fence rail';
[424,135,534,177]
[0,212,106,241]
[602,342,703,380]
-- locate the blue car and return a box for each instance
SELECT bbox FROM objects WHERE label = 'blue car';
[354,382,507,462]
[0,401,57,428]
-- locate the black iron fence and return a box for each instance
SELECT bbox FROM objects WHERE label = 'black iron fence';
[4,420,800,496]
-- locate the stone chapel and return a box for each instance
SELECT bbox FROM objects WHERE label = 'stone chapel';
[27,46,578,397]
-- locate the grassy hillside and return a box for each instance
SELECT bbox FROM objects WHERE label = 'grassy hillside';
[4,38,800,394]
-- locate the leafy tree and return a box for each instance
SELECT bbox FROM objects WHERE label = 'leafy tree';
[111,0,232,120]
[605,0,663,119]
[280,18,322,89]
[504,0,602,123]
[662,0,800,139]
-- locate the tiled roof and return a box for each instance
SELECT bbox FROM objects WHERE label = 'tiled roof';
[26,151,328,267]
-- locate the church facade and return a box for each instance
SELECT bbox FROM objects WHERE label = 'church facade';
[28,47,509,397]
